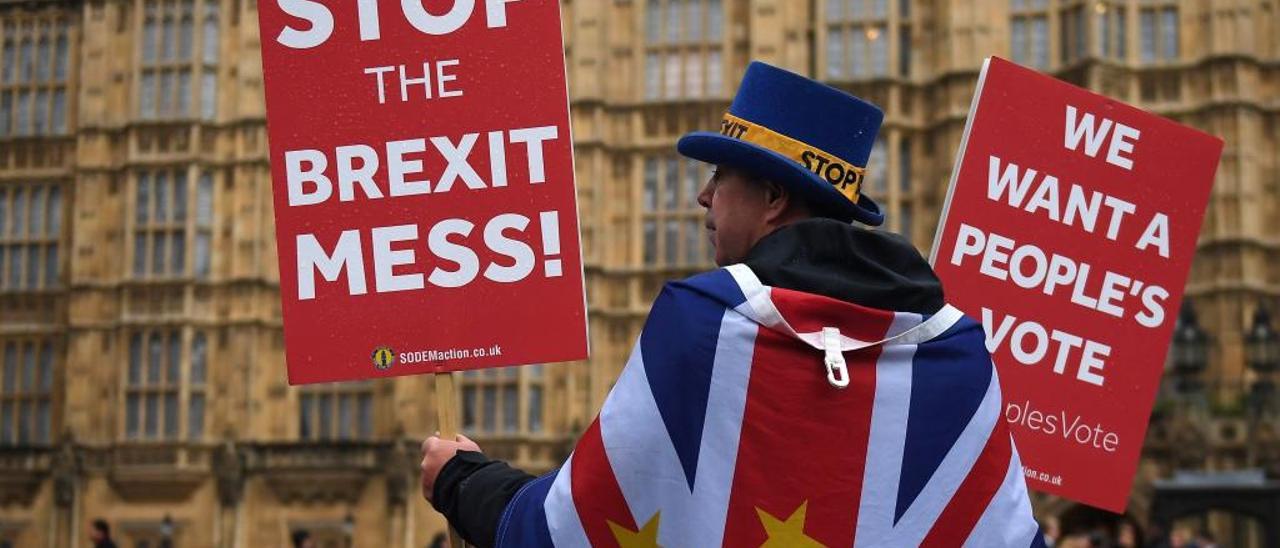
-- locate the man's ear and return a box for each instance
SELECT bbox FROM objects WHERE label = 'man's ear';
[761,179,791,223]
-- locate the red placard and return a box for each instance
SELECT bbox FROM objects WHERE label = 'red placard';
[930,58,1222,511]
[257,0,587,384]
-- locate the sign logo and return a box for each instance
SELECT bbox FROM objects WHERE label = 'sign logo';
[371,346,395,370]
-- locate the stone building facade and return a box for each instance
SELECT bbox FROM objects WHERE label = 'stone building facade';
[0,0,1276,546]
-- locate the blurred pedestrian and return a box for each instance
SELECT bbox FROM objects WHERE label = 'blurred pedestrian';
[1043,515,1062,547]
[1116,518,1143,548]
[89,519,117,548]
[1191,529,1217,548]
[1168,526,1196,547]
[291,529,314,548]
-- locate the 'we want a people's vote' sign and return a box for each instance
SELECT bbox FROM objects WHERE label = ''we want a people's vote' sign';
[931,57,1222,512]
[258,1,587,385]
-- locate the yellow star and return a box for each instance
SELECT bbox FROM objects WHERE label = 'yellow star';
[756,501,826,548]
[607,511,662,548]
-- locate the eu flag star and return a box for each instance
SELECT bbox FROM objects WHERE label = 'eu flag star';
[756,501,825,547]
[607,511,661,548]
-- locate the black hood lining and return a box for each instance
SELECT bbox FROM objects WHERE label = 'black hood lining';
[742,219,945,315]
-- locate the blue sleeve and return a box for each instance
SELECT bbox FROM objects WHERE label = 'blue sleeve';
[494,470,559,547]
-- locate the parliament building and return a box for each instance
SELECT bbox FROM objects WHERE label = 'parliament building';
[0,0,1277,546]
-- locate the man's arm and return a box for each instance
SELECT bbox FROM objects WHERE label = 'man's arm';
[421,436,535,548]
[420,280,714,546]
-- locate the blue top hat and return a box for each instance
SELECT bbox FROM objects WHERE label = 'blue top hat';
[677,61,885,225]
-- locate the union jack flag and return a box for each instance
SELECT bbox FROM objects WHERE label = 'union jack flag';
[497,265,1044,547]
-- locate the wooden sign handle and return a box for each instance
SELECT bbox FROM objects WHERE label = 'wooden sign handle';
[434,371,469,548]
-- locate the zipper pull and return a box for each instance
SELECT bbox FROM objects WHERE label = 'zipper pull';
[822,327,849,389]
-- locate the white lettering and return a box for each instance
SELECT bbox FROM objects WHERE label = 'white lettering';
[401,0,475,35]
[436,59,463,98]
[986,155,1037,207]
[296,230,366,299]
[276,0,334,49]
[484,0,522,27]
[335,144,384,202]
[1106,123,1141,170]
[356,0,381,40]
[483,214,534,282]
[385,138,431,196]
[285,149,332,206]
[1135,213,1170,258]
[372,224,424,293]
[508,125,558,184]
[431,133,486,192]
[1064,105,1112,158]
[427,219,478,288]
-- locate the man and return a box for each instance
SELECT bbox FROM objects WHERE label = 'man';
[291,530,315,548]
[421,61,1043,546]
[89,519,117,548]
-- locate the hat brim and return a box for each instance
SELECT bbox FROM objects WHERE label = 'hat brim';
[676,131,884,226]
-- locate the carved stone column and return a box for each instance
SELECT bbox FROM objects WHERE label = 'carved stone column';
[51,433,81,548]
[384,439,415,548]
[212,441,246,548]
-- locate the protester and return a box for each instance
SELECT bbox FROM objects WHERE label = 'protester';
[1043,516,1062,547]
[1116,519,1143,547]
[89,519,117,548]
[427,532,447,548]
[421,61,1042,546]
[1189,529,1218,548]
[291,529,314,548]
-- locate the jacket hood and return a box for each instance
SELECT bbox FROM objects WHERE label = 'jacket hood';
[743,218,944,314]
[672,218,955,373]
[677,261,963,393]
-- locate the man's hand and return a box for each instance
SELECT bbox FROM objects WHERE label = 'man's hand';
[420,433,482,503]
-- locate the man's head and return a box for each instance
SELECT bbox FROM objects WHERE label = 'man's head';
[699,164,812,265]
[676,62,886,248]
[291,530,314,548]
[90,519,110,542]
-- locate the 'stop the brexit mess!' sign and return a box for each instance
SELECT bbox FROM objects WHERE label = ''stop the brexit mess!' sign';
[257,0,588,384]
[931,57,1222,512]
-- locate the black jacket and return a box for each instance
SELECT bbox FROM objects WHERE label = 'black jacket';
[430,219,943,546]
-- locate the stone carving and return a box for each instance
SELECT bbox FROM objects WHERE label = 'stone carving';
[384,441,413,508]
[52,432,80,508]
[213,441,246,507]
